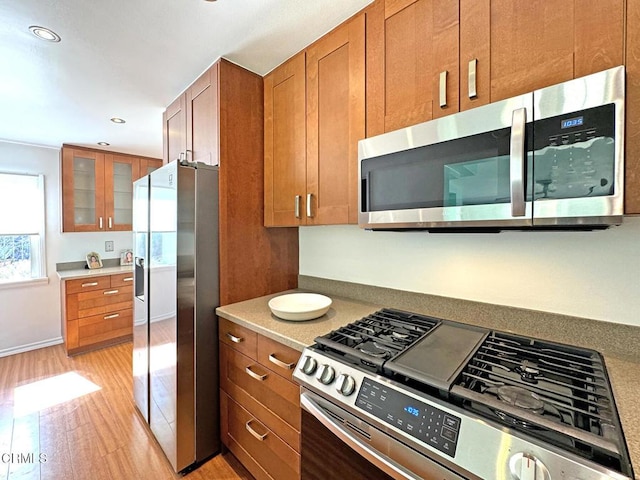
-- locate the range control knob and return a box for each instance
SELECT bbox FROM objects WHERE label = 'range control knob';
[508,453,550,480]
[301,356,318,375]
[335,374,356,396]
[316,364,335,385]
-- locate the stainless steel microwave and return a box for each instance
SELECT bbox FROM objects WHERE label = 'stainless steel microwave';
[358,66,625,230]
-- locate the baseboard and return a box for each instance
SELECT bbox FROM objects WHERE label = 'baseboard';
[0,337,64,358]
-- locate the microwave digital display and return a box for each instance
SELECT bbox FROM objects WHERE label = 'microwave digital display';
[561,116,584,129]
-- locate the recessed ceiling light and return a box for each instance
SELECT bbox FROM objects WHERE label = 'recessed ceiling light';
[29,26,61,42]
[110,117,126,124]
[97,142,110,146]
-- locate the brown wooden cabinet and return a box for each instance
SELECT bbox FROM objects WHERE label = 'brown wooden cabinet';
[164,59,299,305]
[219,318,302,480]
[458,0,624,108]
[265,14,365,226]
[61,145,161,232]
[306,14,365,225]
[163,63,219,166]
[61,272,134,355]
[264,52,307,226]
[366,0,460,137]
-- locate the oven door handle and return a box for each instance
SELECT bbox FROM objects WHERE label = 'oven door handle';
[300,392,421,480]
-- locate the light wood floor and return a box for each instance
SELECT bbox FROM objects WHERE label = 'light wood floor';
[0,342,252,480]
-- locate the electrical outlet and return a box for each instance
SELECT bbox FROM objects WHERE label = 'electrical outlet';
[105,241,114,252]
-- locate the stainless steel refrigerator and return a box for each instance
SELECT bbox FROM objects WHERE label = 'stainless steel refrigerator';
[133,160,220,473]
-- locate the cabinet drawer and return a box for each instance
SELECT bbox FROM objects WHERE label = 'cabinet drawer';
[220,343,300,448]
[219,317,257,359]
[224,394,300,480]
[67,285,133,320]
[65,276,111,294]
[78,309,132,346]
[257,335,301,381]
[110,272,134,287]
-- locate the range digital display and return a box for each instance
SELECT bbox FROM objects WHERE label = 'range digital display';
[355,378,460,457]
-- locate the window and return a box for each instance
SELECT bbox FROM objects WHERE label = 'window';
[0,173,46,283]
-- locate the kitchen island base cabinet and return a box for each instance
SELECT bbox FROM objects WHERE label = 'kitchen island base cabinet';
[219,317,301,480]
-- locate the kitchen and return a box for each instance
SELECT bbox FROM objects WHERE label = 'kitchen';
[1,0,639,479]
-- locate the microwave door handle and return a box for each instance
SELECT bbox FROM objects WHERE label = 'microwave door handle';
[300,392,421,480]
[510,107,527,217]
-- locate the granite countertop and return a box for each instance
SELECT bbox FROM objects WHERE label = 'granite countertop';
[56,265,133,281]
[216,288,640,479]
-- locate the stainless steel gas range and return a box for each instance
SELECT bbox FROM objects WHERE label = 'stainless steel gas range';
[293,308,634,480]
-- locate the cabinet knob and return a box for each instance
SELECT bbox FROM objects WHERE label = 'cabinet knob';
[226,332,243,343]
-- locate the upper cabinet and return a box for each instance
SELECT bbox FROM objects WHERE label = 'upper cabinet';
[265,14,365,226]
[163,63,219,166]
[264,53,307,226]
[366,0,623,135]
[459,0,624,108]
[61,146,161,232]
[366,0,460,136]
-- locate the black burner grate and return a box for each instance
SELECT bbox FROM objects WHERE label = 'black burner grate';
[314,308,440,372]
[451,330,631,473]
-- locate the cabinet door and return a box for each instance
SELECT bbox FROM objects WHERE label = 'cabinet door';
[163,94,187,164]
[137,157,163,179]
[62,148,106,232]
[366,0,459,136]
[186,63,219,166]
[264,53,307,226]
[463,0,624,104]
[104,154,135,231]
[306,15,365,225]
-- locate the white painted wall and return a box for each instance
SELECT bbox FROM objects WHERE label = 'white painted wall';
[299,220,640,326]
[0,141,133,356]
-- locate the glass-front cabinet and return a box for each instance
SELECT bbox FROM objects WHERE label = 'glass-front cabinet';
[61,146,162,232]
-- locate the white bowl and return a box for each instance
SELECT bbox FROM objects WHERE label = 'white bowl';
[268,293,332,321]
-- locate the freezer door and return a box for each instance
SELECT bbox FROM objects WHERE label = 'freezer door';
[132,175,149,422]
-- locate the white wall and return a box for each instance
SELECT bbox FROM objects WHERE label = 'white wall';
[299,219,640,326]
[0,141,133,356]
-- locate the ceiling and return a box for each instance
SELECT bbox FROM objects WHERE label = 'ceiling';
[0,0,372,159]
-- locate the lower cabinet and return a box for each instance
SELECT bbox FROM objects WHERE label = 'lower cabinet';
[61,272,134,355]
[219,318,302,480]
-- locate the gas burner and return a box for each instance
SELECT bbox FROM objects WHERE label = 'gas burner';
[514,359,541,384]
[496,385,545,414]
[391,327,412,339]
[358,341,391,358]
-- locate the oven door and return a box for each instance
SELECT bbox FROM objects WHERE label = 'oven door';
[358,94,534,229]
[300,390,467,480]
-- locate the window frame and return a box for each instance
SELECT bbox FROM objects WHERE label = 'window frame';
[0,172,47,288]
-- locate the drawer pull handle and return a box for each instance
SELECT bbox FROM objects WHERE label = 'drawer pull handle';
[245,420,267,441]
[81,282,99,288]
[268,354,295,370]
[226,332,243,343]
[245,366,267,381]
[104,313,120,320]
[123,277,133,282]
[103,289,119,295]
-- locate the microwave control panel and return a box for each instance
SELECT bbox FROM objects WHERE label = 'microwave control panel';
[538,103,614,148]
